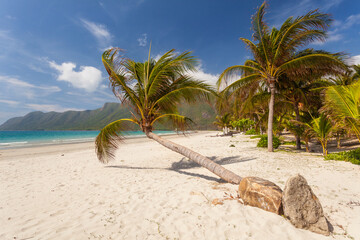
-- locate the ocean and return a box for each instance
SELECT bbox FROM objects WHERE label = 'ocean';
[0,130,175,149]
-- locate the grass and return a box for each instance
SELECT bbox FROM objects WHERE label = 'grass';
[282,140,305,146]
[250,135,262,139]
[325,148,360,165]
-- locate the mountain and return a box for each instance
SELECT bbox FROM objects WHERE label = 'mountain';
[0,102,217,130]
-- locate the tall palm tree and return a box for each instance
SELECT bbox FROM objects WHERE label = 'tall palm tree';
[217,1,346,152]
[95,47,242,184]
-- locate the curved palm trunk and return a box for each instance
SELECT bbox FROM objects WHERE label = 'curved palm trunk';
[294,102,302,150]
[146,131,242,184]
[268,81,275,152]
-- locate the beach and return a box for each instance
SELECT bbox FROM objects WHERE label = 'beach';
[1,131,359,240]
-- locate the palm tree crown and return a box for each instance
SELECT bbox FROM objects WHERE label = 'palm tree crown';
[96,47,214,163]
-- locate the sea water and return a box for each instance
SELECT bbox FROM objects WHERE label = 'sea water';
[0,130,174,149]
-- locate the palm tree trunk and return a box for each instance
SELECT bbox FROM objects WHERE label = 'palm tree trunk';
[305,140,309,152]
[145,131,242,184]
[294,102,302,150]
[268,81,275,152]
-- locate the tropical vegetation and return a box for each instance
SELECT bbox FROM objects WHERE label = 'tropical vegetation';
[217,1,346,152]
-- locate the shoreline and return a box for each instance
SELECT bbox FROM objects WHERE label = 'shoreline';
[0,131,216,160]
[0,130,196,151]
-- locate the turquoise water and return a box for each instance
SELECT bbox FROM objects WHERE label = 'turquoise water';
[0,130,174,149]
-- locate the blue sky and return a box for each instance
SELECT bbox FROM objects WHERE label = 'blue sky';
[0,0,359,124]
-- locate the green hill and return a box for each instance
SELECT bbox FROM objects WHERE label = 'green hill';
[0,102,217,130]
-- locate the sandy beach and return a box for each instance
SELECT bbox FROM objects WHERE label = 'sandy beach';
[1,131,359,240]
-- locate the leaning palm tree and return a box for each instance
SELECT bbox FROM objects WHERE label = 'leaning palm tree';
[217,1,346,152]
[95,47,242,184]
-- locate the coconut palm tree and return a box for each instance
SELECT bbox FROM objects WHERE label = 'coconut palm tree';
[217,1,346,152]
[95,47,242,184]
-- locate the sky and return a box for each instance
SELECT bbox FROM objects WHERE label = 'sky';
[0,0,359,124]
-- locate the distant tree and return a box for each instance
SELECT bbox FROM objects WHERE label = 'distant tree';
[213,113,232,135]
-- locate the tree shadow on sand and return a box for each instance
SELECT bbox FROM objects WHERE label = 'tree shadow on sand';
[106,156,256,183]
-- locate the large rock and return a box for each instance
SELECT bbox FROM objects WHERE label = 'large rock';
[282,174,330,236]
[239,177,283,214]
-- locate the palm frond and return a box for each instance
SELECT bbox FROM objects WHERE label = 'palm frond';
[95,118,139,163]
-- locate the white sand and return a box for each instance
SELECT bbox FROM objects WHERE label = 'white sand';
[1,132,359,240]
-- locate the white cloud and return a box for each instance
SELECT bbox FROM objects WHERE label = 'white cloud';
[49,61,103,92]
[0,99,19,106]
[189,65,219,86]
[313,31,343,45]
[80,18,112,44]
[347,55,360,65]
[0,75,61,95]
[343,13,360,29]
[26,104,84,113]
[137,33,147,47]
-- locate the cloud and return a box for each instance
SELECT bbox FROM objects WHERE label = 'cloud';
[80,18,112,45]
[312,31,343,45]
[347,55,360,65]
[0,75,61,95]
[342,13,360,29]
[0,99,19,106]
[49,61,103,92]
[137,33,147,47]
[26,104,84,113]
[189,65,219,86]
[271,0,343,27]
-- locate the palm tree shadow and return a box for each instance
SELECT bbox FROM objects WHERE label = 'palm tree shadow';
[169,156,256,170]
[106,156,256,183]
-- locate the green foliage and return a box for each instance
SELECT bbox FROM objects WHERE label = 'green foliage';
[231,118,255,132]
[214,113,232,129]
[250,135,262,139]
[282,141,305,146]
[245,128,258,135]
[323,82,360,141]
[325,148,360,165]
[257,135,281,149]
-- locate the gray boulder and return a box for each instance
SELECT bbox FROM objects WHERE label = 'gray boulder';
[282,174,330,236]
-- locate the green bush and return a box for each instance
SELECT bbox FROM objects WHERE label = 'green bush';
[245,129,258,135]
[257,135,281,149]
[325,148,360,165]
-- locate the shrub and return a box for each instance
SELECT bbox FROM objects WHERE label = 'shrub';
[257,135,281,149]
[245,129,258,135]
[325,148,360,165]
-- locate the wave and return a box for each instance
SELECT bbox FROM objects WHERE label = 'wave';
[0,141,28,146]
